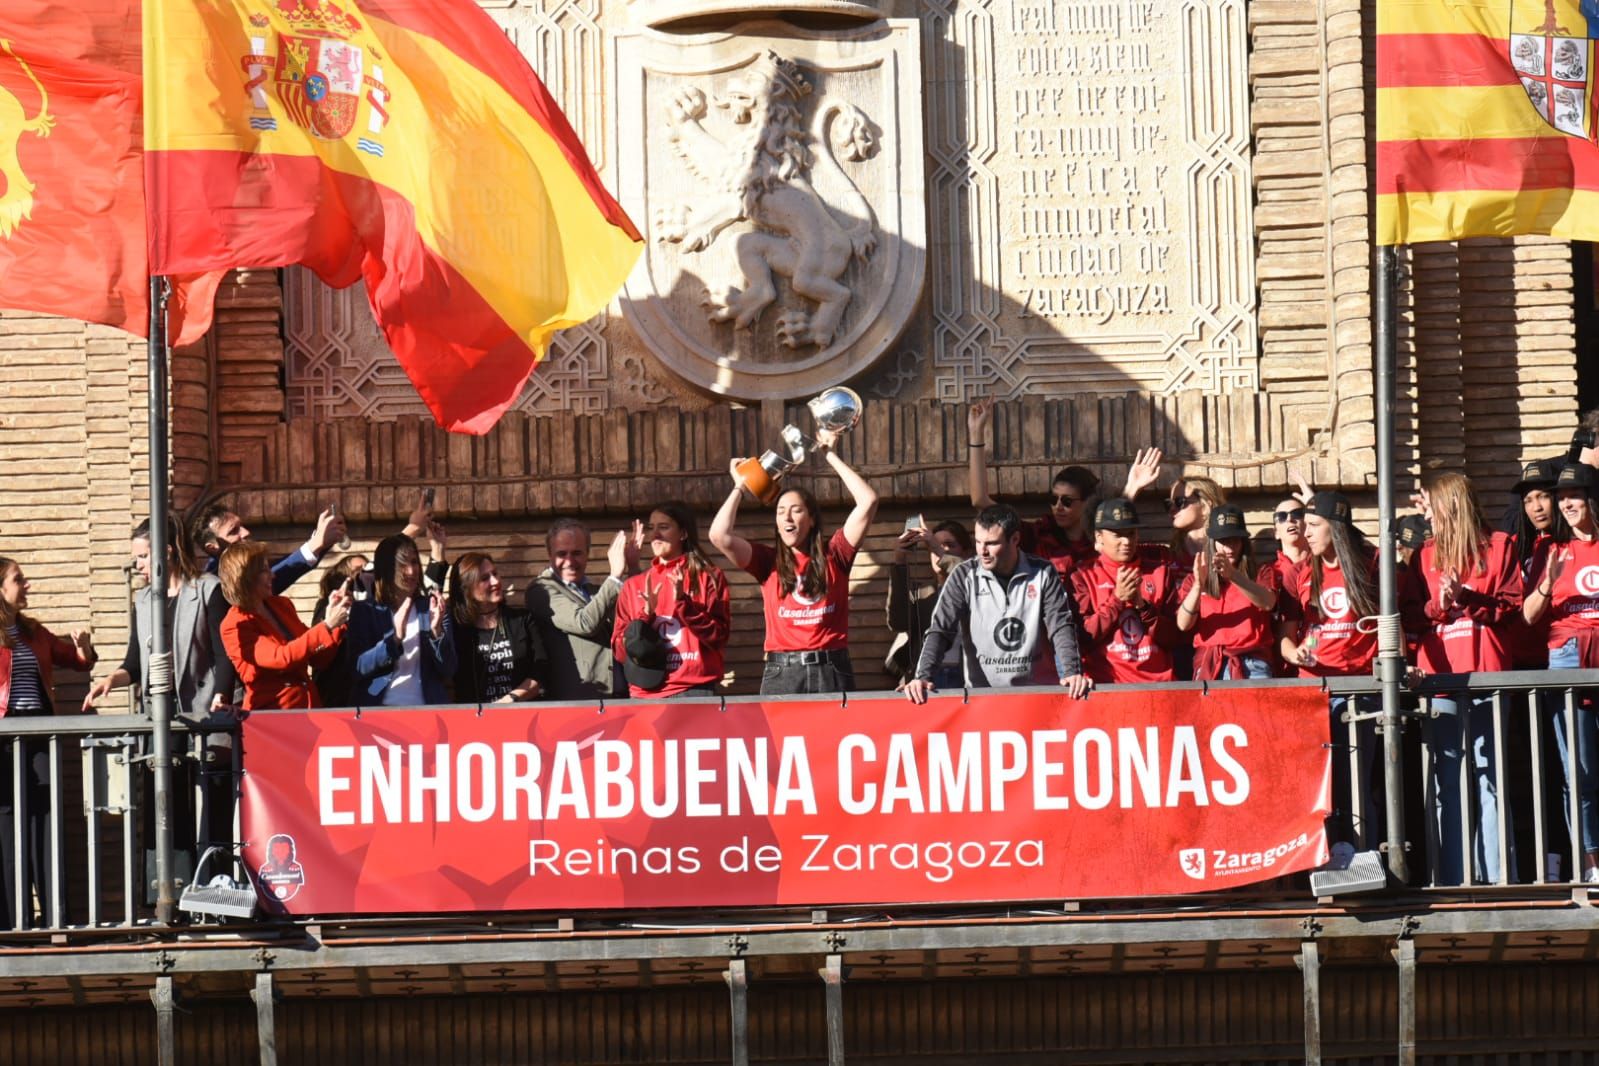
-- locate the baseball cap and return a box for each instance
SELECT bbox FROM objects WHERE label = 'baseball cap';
[1513,458,1561,497]
[1305,491,1354,525]
[1206,504,1248,540]
[1555,463,1598,494]
[621,620,668,691]
[1093,497,1139,531]
[1396,514,1430,550]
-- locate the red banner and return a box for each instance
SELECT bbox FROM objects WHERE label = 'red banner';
[239,687,1331,914]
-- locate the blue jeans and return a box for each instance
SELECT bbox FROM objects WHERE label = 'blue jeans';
[1219,656,1272,681]
[1427,694,1508,885]
[1547,638,1599,860]
[1327,694,1382,848]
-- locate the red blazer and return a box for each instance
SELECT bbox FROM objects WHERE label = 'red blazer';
[221,597,342,710]
[0,623,93,715]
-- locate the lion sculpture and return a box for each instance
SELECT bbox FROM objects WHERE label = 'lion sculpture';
[657,50,879,350]
[0,40,55,240]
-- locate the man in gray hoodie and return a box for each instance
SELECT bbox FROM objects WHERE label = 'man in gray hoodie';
[900,504,1092,703]
[526,518,640,699]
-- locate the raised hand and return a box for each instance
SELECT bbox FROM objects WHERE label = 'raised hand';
[1213,550,1236,584]
[391,594,413,638]
[70,628,94,660]
[312,506,347,554]
[1123,447,1163,499]
[967,397,993,443]
[1192,548,1210,587]
[640,577,659,618]
[1438,570,1460,612]
[729,457,749,487]
[429,589,447,638]
[81,676,113,713]
[1289,464,1315,505]
[1114,565,1141,605]
[426,520,447,561]
[324,587,352,630]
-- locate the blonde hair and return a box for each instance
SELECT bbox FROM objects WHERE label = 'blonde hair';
[218,541,270,612]
[1426,472,1487,578]
[1171,476,1226,552]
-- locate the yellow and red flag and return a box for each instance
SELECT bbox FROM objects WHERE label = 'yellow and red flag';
[0,2,217,343]
[144,0,642,433]
[1378,0,1599,244]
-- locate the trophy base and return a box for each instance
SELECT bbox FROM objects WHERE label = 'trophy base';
[736,458,783,507]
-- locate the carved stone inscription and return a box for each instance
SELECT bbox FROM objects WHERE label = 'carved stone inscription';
[978,0,1255,396]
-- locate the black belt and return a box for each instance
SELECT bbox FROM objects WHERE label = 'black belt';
[766,649,852,666]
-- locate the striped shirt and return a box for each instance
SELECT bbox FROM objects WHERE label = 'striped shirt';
[6,624,46,713]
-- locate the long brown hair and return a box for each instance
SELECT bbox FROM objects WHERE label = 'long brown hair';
[450,552,498,626]
[132,516,199,584]
[218,542,271,611]
[1426,472,1488,578]
[774,488,827,600]
[1309,520,1378,620]
[1202,535,1256,598]
[0,558,36,647]
[372,534,421,609]
[651,501,719,596]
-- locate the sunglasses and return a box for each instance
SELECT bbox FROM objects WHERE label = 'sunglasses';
[1167,494,1199,513]
[1274,509,1306,524]
[1051,493,1084,507]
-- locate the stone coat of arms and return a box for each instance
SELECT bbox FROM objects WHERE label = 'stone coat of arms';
[612,21,924,399]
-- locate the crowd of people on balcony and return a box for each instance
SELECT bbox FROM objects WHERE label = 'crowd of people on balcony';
[4,402,1599,924]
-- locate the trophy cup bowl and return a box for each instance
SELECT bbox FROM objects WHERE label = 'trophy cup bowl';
[735,424,813,507]
[807,387,863,436]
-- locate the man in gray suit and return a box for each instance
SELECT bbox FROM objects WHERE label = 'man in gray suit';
[526,518,640,700]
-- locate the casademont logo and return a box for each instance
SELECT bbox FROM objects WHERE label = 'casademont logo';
[1576,565,1599,598]
[1319,586,1349,619]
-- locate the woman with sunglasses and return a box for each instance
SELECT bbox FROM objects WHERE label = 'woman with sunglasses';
[1165,476,1226,574]
[967,399,1102,578]
[1276,491,1382,849]
[1401,473,1521,885]
[1524,463,1599,883]
[1175,506,1278,681]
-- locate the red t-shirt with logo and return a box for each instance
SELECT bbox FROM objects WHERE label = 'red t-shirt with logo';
[1071,553,1178,683]
[1529,536,1599,646]
[743,529,858,652]
[1399,531,1522,674]
[611,554,730,697]
[1176,564,1281,653]
[1282,552,1378,678]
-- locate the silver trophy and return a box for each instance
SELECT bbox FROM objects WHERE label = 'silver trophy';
[736,387,863,505]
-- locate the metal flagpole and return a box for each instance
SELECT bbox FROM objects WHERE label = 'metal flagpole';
[1374,244,1410,886]
[146,275,178,925]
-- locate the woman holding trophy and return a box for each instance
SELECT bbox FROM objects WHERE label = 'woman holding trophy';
[710,388,879,695]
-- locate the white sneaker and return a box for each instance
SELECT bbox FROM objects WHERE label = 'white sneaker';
[1583,867,1599,886]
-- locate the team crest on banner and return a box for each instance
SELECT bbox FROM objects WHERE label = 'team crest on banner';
[239,0,393,156]
[1510,0,1599,142]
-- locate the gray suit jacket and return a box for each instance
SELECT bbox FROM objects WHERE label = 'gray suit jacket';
[526,570,623,699]
[133,573,240,724]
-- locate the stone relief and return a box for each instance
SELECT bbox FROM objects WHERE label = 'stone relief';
[657,52,880,351]
[612,21,925,400]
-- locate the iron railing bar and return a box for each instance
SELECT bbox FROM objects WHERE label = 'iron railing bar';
[85,740,100,928]
[1492,689,1508,887]
[123,740,136,928]
[1567,687,1581,883]
[1530,689,1547,885]
[47,735,61,929]
[11,737,22,931]
[1456,700,1470,885]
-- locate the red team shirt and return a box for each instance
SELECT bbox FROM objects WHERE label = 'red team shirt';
[1528,536,1599,647]
[1176,564,1282,655]
[1281,552,1378,678]
[612,554,731,697]
[1071,553,1179,683]
[1021,517,1096,580]
[1399,531,1522,674]
[742,530,858,652]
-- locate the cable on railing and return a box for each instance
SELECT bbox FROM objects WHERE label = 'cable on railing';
[147,649,175,697]
[1356,612,1406,660]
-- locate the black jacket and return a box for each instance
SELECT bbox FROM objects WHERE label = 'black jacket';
[452,607,550,703]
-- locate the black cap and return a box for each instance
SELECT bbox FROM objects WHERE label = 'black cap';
[1513,458,1561,497]
[1306,491,1354,525]
[1396,514,1430,550]
[1206,504,1248,540]
[621,620,668,691]
[1556,463,1598,494]
[1094,497,1139,531]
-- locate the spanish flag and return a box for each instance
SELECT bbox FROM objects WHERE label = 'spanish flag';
[144,0,642,433]
[1378,0,1599,245]
[0,2,218,344]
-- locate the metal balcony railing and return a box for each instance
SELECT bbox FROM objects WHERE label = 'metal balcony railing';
[3,669,1598,936]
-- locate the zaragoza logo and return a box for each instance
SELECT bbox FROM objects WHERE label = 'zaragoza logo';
[239,1,393,158]
[1509,0,1599,144]
[0,40,55,240]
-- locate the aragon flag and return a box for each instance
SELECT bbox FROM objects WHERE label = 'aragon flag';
[143,0,642,434]
[1378,0,1599,244]
[0,3,218,344]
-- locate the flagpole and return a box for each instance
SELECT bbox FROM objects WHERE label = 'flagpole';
[146,275,178,925]
[1374,244,1409,887]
